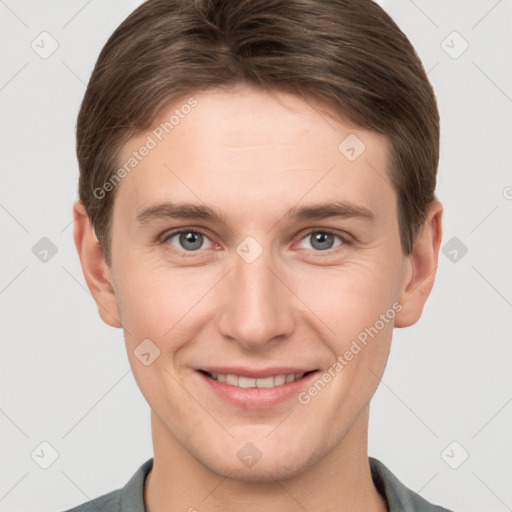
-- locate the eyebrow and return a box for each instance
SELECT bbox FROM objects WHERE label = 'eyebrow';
[135,200,375,226]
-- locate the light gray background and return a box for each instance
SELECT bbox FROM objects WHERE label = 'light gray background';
[1,1,511,511]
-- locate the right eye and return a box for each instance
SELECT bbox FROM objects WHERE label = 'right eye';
[162,228,216,255]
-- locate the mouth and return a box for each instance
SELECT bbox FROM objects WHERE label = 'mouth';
[198,369,317,389]
[196,367,320,409]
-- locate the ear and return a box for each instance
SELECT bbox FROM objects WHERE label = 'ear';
[72,200,122,328]
[394,199,443,328]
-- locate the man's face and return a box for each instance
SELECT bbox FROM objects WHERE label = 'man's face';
[107,85,409,480]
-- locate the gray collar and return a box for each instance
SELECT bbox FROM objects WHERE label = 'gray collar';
[118,457,452,512]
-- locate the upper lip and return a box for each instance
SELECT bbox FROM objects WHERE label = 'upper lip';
[198,367,317,379]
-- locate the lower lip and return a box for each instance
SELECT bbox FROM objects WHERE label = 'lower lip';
[197,371,319,409]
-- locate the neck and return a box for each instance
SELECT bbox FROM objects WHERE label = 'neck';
[144,408,387,512]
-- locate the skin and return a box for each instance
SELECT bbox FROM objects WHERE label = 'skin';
[73,84,442,512]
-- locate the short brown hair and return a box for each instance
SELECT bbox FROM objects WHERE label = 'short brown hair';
[76,0,439,266]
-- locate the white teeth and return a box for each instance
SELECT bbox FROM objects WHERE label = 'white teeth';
[208,372,309,388]
[274,375,286,386]
[257,376,275,388]
[225,374,238,386]
[238,376,256,388]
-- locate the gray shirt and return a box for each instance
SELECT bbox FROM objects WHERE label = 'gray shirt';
[62,457,453,512]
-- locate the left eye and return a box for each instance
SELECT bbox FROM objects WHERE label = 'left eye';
[297,230,344,251]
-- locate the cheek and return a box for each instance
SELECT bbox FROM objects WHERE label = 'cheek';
[307,268,396,415]
[293,260,401,338]
[114,264,198,408]
[114,257,206,337]
[290,259,399,400]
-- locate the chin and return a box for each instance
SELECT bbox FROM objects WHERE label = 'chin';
[202,447,316,483]
[212,463,305,483]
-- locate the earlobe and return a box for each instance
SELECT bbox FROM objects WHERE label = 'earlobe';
[72,200,122,328]
[394,200,443,328]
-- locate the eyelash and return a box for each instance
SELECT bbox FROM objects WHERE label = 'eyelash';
[160,227,351,258]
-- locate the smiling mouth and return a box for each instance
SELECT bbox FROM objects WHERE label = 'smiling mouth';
[198,370,317,389]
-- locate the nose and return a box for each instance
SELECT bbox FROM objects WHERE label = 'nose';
[216,243,296,351]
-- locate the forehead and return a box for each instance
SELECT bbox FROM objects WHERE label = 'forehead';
[114,85,395,227]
